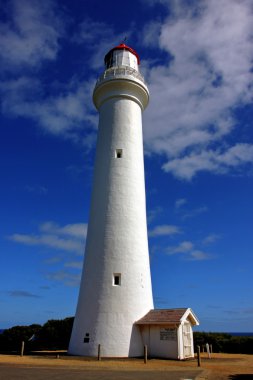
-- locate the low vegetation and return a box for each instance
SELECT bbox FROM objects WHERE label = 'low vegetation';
[0,317,74,352]
[193,331,253,354]
[0,319,252,354]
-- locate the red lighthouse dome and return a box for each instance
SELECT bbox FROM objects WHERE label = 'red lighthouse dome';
[104,43,140,71]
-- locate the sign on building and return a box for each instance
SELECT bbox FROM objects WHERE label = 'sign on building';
[160,328,177,341]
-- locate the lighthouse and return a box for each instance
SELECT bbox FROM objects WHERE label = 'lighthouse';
[68,43,154,357]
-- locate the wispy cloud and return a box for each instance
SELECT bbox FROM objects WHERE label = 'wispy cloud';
[163,145,253,180]
[167,240,194,254]
[64,261,83,269]
[147,206,163,224]
[8,221,87,254]
[44,256,62,265]
[46,270,81,287]
[8,290,41,298]
[188,250,211,261]
[175,198,187,209]
[9,233,84,253]
[143,0,253,179]
[0,0,63,71]
[149,224,181,237]
[73,19,128,70]
[203,234,221,245]
[181,206,208,220]
[2,0,253,180]
[8,221,87,286]
[166,240,211,261]
[24,184,48,195]
[174,198,208,220]
[0,3,98,145]
[0,76,97,144]
[40,221,87,239]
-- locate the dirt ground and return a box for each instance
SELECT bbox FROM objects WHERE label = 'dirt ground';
[0,352,252,380]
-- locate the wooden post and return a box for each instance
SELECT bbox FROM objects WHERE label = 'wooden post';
[144,345,148,364]
[20,341,25,357]
[206,343,211,359]
[210,344,212,354]
[197,345,201,367]
[98,344,101,361]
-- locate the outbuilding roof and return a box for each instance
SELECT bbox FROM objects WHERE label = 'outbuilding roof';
[135,308,199,326]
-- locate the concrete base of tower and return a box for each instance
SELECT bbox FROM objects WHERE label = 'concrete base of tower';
[68,324,144,358]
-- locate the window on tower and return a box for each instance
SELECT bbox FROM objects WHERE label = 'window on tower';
[83,333,90,343]
[115,149,123,158]
[113,273,121,286]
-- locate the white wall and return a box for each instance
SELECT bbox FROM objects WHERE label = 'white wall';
[140,322,195,359]
[69,61,153,357]
[140,325,179,359]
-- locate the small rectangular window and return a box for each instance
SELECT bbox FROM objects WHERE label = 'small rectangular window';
[84,333,90,343]
[113,273,121,286]
[115,149,123,158]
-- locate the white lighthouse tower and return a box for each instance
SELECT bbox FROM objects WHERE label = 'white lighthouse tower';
[68,43,153,357]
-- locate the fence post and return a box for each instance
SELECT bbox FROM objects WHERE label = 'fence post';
[206,343,211,359]
[144,345,148,364]
[20,341,25,357]
[197,345,201,367]
[98,344,101,361]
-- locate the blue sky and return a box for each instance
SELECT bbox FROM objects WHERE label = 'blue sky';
[1,0,253,332]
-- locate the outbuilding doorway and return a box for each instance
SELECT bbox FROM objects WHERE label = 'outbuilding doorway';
[183,321,193,357]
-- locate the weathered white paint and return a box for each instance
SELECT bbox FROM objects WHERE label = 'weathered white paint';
[68,46,153,357]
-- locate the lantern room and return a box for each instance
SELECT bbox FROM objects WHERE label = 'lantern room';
[104,43,140,71]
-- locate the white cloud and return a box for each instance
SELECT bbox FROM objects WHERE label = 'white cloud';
[64,261,83,269]
[188,250,210,261]
[46,270,81,287]
[149,224,181,237]
[0,76,97,143]
[8,221,87,254]
[203,234,221,245]
[174,198,208,219]
[166,240,211,260]
[0,5,98,145]
[40,221,87,239]
[74,19,131,71]
[8,290,41,298]
[163,144,253,180]
[175,198,187,209]
[181,206,208,220]
[143,0,253,179]
[8,221,87,286]
[147,206,163,223]
[1,0,253,180]
[0,0,62,70]
[167,240,193,254]
[10,233,84,253]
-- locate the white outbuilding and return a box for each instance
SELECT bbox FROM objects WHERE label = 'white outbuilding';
[136,308,199,360]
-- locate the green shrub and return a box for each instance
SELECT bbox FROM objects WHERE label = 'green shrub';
[194,332,253,354]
